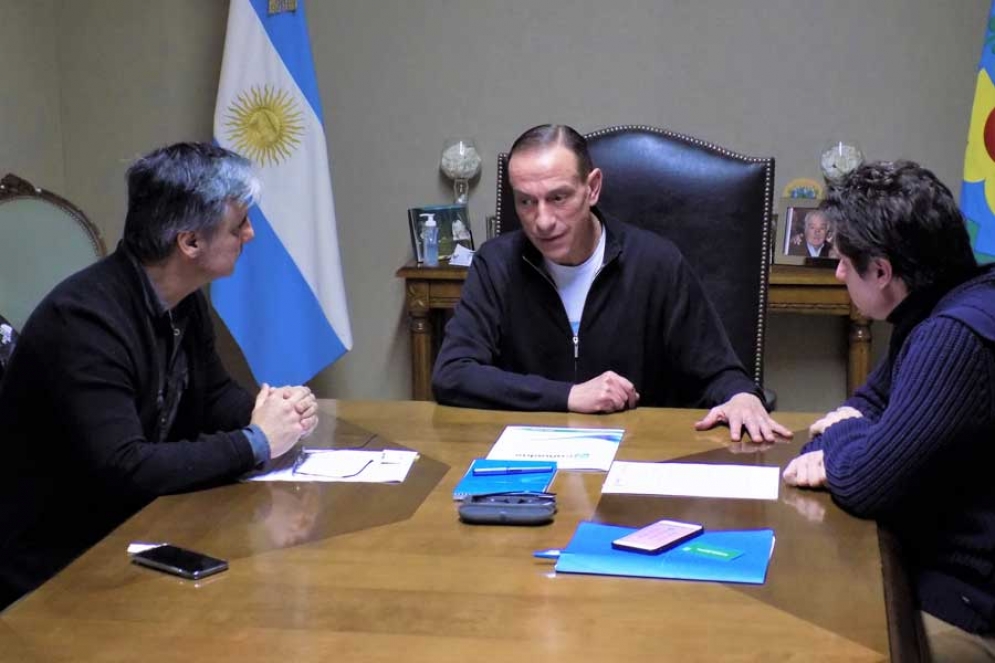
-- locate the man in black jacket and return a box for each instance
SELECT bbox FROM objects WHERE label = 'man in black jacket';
[432,125,788,442]
[0,143,315,609]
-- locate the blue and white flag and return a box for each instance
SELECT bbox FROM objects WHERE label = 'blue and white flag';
[212,0,352,385]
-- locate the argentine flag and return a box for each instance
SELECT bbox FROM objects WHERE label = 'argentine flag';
[212,0,352,385]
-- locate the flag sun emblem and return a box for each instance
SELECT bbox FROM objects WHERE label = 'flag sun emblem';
[224,85,304,166]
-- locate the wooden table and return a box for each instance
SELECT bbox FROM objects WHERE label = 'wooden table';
[0,401,915,662]
[397,262,872,401]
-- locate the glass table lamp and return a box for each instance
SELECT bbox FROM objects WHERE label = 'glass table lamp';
[440,138,482,204]
[820,140,864,182]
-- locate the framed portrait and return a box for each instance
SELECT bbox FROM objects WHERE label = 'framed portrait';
[407,204,474,264]
[774,198,838,267]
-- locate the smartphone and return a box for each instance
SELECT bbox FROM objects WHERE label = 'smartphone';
[611,519,704,554]
[131,544,229,580]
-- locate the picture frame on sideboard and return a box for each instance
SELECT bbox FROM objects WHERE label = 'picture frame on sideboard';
[407,204,473,264]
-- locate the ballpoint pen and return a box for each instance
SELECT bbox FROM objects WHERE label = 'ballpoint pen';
[532,548,562,560]
[472,465,556,476]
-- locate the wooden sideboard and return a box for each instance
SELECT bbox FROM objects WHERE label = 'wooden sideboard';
[396,262,871,401]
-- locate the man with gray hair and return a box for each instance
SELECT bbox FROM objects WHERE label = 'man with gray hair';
[0,143,315,609]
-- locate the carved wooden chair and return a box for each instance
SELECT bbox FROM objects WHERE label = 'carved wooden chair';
[0,174,107,332]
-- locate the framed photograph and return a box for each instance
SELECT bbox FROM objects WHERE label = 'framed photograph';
[774,198,838,267]
[407,204,474,264]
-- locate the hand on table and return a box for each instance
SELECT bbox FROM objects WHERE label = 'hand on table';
[694,392,793,443]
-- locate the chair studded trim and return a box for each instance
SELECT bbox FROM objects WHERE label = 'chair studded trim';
[495,156,507,236]
[495,125,774,388]
[0,174,107,259]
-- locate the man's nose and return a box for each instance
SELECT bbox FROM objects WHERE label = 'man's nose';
[835,261,845,282]
[243,220,255,243]
[534,202,556,232]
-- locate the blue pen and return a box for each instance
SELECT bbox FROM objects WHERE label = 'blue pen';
[472,465,555,476]
[533,548,562,560]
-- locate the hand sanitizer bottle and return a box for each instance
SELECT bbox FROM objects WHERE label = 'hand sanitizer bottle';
[421,213,439,266]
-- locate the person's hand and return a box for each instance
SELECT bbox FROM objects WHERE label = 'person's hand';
[809,406,862,437]
[567,371,639,413]
[299,413,319,439]
[279,385,317,419]
[250,384,307,459]
[694,392,794,443]
[791,233,803,246]
[782,450,827,488]
[277,385,319,439]
[281,385,319,439]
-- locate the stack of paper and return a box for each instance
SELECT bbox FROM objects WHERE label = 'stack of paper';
[602,461,780,500]
[486,426,624,471]
[245,448,418,483]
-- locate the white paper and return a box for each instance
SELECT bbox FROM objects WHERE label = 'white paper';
[449,244,474,266]
[602,461,780,500]
[486,426,624,471]
[245,449,418,483]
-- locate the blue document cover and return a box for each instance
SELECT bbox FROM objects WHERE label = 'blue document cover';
[555,521,775,585]
[452,459,556,500]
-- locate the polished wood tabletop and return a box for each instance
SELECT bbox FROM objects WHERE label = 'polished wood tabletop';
[0,401,906,662]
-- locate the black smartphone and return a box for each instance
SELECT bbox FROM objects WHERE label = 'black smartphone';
[131,544,229,580]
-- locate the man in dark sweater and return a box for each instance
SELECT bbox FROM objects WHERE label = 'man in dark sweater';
[432,124,789,442]
[0,143,317,610]
[782,161,995,661]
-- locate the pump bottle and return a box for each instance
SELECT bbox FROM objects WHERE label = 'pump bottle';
[421,213,439,266]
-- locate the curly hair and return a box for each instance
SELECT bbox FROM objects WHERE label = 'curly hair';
[821,160,977,292]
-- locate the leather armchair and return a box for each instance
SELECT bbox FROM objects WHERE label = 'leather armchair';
[495,125,774,403]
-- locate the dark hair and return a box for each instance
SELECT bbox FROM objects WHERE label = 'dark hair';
[822,160,977,292]
[508,124,594,179]
[123,142,259,262]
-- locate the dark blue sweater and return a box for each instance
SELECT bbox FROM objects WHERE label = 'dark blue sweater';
[802,265,995,633]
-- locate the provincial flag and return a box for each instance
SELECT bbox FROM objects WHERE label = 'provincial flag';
[212,0,352,385]
[962,0,995,263]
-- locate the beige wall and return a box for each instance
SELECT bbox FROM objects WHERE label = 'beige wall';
[0,0,64,190]
[2,0,987,411]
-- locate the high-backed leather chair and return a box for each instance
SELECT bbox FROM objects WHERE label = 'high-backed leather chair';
[495,125,774,396]
[0,174,106,331]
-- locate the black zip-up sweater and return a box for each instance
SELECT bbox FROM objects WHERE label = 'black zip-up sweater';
[432,212,758,411]
[0,248,256,609]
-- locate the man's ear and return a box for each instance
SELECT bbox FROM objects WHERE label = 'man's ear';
[869,256,894,287]
[176,230,201,259]
[587,167,603,205]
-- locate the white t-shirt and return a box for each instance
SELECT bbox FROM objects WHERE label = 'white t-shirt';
[544,225,607,335]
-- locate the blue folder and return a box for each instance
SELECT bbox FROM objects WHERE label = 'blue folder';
[554,521,775,585]
[452,459,556,500]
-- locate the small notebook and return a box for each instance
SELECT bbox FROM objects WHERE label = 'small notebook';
[452,459,557,500]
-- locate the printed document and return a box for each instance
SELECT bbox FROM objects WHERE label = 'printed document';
[602,461,780,500]
[486,426,624,471]
[245,448,418,483]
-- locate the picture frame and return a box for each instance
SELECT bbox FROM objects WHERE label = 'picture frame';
[407,203,474,264]
[774,198,838,267]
